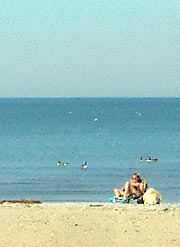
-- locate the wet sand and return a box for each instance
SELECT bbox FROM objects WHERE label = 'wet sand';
[0,202,179,247]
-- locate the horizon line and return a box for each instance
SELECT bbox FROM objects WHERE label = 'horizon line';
[0,96,179,99]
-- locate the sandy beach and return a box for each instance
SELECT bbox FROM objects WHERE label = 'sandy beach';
[0,202,179,247]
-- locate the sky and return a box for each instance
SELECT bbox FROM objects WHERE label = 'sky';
[0,0,179,97]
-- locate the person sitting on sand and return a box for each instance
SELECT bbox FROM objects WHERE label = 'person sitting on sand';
[114,172,147,199]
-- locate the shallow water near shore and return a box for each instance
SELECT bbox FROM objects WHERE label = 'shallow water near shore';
[0,97,179,203]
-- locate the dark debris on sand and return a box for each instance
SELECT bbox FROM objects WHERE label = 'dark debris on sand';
[0,199,42,204]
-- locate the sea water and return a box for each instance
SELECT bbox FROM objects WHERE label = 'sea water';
[0,97,179,203]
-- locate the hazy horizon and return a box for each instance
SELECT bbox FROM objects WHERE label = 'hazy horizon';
[0,95,179,99]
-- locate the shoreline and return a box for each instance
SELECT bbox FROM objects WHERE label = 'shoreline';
[0,202,180,247]
[1,199,180,207]
[1,199,180,206]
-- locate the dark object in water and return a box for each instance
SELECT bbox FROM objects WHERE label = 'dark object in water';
[81,161,88,169]
[140,156,158,162]
[56,161,69,166]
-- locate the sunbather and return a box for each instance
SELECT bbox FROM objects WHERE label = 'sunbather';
[114,172,147,199]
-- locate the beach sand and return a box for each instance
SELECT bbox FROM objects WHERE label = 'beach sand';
[0,202,179,247]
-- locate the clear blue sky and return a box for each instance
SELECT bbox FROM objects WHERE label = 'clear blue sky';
[0,0,179,97]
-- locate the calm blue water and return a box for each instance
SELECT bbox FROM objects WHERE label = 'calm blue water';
[0,98,179,203]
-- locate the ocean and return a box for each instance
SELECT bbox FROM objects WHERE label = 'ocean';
[0,97,179,203]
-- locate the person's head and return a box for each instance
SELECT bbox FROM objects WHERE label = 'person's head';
[131,172,142,182]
